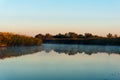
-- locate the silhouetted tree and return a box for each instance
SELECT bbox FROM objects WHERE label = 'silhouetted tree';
[114,34,118,38]
[78,34,84,38]
[84,33,93,38]
[67,32,78,38]
[107,33,113,38]
[44,33,53,39]
[53,33,67,38]
[35,34,44,39]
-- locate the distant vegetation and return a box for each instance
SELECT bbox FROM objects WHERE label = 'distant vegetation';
[35,32,120,40]
[0,32,120,46]
[0,32,42,46]
[35,32,120,45]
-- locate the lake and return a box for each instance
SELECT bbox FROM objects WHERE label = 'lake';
[0,44,120,80]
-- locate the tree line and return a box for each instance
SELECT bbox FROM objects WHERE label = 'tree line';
[35,32,120,40]
[35,32,120,45]
[0,32,119,46]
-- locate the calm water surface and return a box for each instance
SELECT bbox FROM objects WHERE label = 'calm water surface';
[0,44,120,80]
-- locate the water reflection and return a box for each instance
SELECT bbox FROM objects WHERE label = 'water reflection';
[0,46,42,59]
[0,44,120,59]
[41,44,120,55]
[0,44,120,80]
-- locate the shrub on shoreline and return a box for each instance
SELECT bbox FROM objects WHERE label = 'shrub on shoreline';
[0,32,42,46]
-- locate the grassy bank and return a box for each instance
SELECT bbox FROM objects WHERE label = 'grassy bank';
[0,32,42,46]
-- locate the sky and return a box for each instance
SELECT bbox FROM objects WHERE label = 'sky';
[0,0,120,36]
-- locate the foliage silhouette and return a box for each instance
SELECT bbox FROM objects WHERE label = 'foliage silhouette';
[35,32,120,45]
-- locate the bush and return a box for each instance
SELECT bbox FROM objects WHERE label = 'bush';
[0,32,42,46]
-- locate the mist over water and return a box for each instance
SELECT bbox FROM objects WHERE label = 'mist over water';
[0,44,120,80]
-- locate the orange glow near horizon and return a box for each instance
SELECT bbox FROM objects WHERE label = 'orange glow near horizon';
[0,0,120,37]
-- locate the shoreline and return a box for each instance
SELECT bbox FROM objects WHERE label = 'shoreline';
[43,38,120,46]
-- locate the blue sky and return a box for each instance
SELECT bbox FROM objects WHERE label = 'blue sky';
[0,0,120,36]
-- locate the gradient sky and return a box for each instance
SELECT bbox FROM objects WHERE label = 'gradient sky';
[0,0,120,36]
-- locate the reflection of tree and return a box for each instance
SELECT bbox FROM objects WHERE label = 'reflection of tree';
[0,44,120,59]
[41,44,120,55]
[0,46,42,59]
